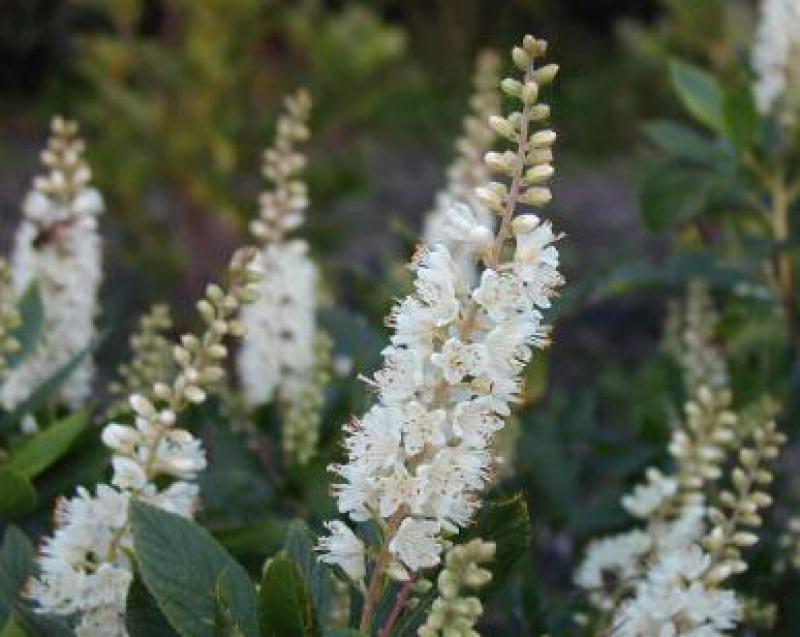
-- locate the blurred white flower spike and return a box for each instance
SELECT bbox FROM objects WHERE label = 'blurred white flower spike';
[318,35,561,633]
[753,0,800,121]
[1,117,102,410]
[30,249,262,637]
[238,88,333,465]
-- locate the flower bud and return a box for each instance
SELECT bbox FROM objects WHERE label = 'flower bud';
[519,187,552,206]
[501,78,522,97]
[534,63,559,85]
[512,47,530,70]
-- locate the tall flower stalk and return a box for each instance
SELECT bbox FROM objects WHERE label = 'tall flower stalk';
[29,249,262,637]
[106,303,174,419]
[317,35,561,633]
[238,89,330,465]
[575,283,786,637]
[752,0,800,126]
[1,117,103,410]
[423,50,501,283]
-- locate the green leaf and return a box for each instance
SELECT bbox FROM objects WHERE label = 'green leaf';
[0,616,26,637]
[0,333,106,434]
[723,82,758,153]
[6,283,44,370]
[639,159,716,231]
[0,470,36,520]
[126,577,180,637]
[669,59,725,132]
[462,493,530,598]
[8,605,74,637]
[323,632,362,637]
[260,554,317,637]
[641,120,719,162]
[0,527,34,624]
[284,521,333,625]
[130,500,260,637]
[5,412,87,479]
[213,518,287,559]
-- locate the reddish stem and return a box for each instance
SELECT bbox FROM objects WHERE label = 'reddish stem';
[378,576,417,637]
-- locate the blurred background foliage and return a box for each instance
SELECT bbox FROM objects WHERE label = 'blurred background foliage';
[6,0,800,634]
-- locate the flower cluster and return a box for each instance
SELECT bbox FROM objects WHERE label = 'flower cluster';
[663,280,728,393]
[106,304,173,418]
[752,0,800,120]
[1,117,103,410]
[423,51,501,283]
[318,35,561,632]
[29,248,262,637]
[417,538,495,637]
[613,415,785,637]
[238,89,320,408]
[575,283,786,637]
[0,258,21,384]
[283,330,332,465]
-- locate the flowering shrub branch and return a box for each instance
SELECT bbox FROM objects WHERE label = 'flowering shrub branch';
[317,34,561,633]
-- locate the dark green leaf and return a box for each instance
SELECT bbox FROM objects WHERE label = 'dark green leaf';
[639,159,716,231]
[5,412,87,479]
[0,470,36,520]
[213,519,287,559]
[323,631,362,637]
[669,59,725,132]
[126,577,180,637]
[1,616,26,637]
[9,605,74,637]
[284,521,333,624]
[6,284,44,370]
[260,554,317,637]
[641,120,719,163]
[462,493,530,598]
[130,500,260,637]
[723,82,758,153]
[0,527,34,623]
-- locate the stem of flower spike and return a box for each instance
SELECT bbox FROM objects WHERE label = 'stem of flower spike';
[485,61,537,271]
[770,171,800,354]
[360,510,405,632]
[379,575,417,637]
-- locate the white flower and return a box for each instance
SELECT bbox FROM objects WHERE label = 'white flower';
[238,240,318,406]
[472,269,534,321]
[317,521,367,583]
[431,337,485,384]
[451,397,504,447]
[111,457,147,490]
[374,345,426,402]
[575,530,652,610]
[622,469,678,520]
[513,216,562,307]
[413,244,461,327]
[389,518,442,571]
[752,0,800,115]
[612,545,741,637]
[1,208,101,410]
[72,188,104,217]
[101,424,141,454]
[400,401,447,455]
[442,201,493,248]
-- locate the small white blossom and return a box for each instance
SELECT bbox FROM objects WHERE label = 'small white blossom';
[1,118,102,410]
[389,518,442,571]
[317,521,367,583]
